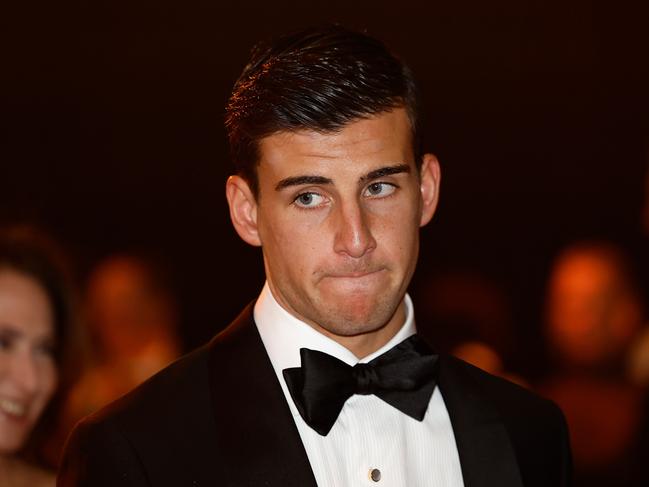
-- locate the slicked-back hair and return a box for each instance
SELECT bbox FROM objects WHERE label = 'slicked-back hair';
[225,25,422,197]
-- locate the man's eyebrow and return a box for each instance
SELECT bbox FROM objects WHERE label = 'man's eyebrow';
[359,164,411,183]
[275,175,333,191]
[274,164,410,191]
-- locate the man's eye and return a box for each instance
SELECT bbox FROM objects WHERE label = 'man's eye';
[293,192,325,208]
[364,182,396,197]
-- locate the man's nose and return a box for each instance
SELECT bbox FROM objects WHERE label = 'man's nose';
[332,201,377,258]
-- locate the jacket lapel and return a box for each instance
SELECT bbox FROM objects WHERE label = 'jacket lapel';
[438,356,525,487]
[207,304,318,487]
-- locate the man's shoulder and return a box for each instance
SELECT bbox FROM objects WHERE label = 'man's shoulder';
[439,353,563,421]
[59,343,223,486]
[85,343,211,427]
[439,354,572,486]
[78,303,257,433]
[59,306,261,485]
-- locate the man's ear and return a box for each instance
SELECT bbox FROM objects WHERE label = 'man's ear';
[419,153,441,227]
[225,175,262,247]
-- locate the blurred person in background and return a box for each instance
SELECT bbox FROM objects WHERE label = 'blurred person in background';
[540,241,647,486]
[415,270,527,385]
[631,147,649,388]
[0,227,77,486]
[629,145,649,483]
[59,254,181,433]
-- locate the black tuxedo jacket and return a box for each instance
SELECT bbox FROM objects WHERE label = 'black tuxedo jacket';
[58,304,572,486]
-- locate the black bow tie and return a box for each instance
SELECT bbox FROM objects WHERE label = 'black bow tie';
[282,335,439,436]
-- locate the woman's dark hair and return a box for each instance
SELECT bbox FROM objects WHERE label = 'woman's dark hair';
[0,226,77,465]
[225,24,422,196]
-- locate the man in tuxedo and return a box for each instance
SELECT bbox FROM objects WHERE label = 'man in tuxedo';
[59,25,572,486]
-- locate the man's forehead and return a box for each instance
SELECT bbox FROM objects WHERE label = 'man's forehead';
[257,109,413,174]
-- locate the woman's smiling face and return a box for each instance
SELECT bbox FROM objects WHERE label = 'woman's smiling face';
[0,268,57,454]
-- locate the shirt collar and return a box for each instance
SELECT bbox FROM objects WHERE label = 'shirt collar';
[254,281,417,382]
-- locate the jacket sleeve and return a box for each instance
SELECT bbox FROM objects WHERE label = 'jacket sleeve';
[57,416,150,487]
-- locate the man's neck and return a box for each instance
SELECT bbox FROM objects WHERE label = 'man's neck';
[259,281,413,360]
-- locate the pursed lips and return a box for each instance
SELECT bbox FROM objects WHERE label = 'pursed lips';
[320,267,386,280]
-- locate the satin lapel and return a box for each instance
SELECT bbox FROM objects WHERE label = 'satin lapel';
[207,304,318,487]
[438,356,524,487]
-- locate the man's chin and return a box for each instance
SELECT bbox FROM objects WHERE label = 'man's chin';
[313,299,396,337]
[317,278,392,313]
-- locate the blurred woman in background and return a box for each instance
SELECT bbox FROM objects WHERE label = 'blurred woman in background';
[541,241,647,486]
[59,253,181,431]
[0,227,76,486]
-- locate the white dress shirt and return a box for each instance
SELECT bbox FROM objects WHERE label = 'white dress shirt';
[254,282,465,487]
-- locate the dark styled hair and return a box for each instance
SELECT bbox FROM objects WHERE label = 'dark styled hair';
[225,25,422,196]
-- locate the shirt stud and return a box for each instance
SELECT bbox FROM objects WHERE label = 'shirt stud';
[369,468,381,482]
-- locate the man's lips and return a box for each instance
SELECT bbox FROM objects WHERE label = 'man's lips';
[322,268,385,279]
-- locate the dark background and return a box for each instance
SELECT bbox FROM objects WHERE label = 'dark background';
[2,0,648,377]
